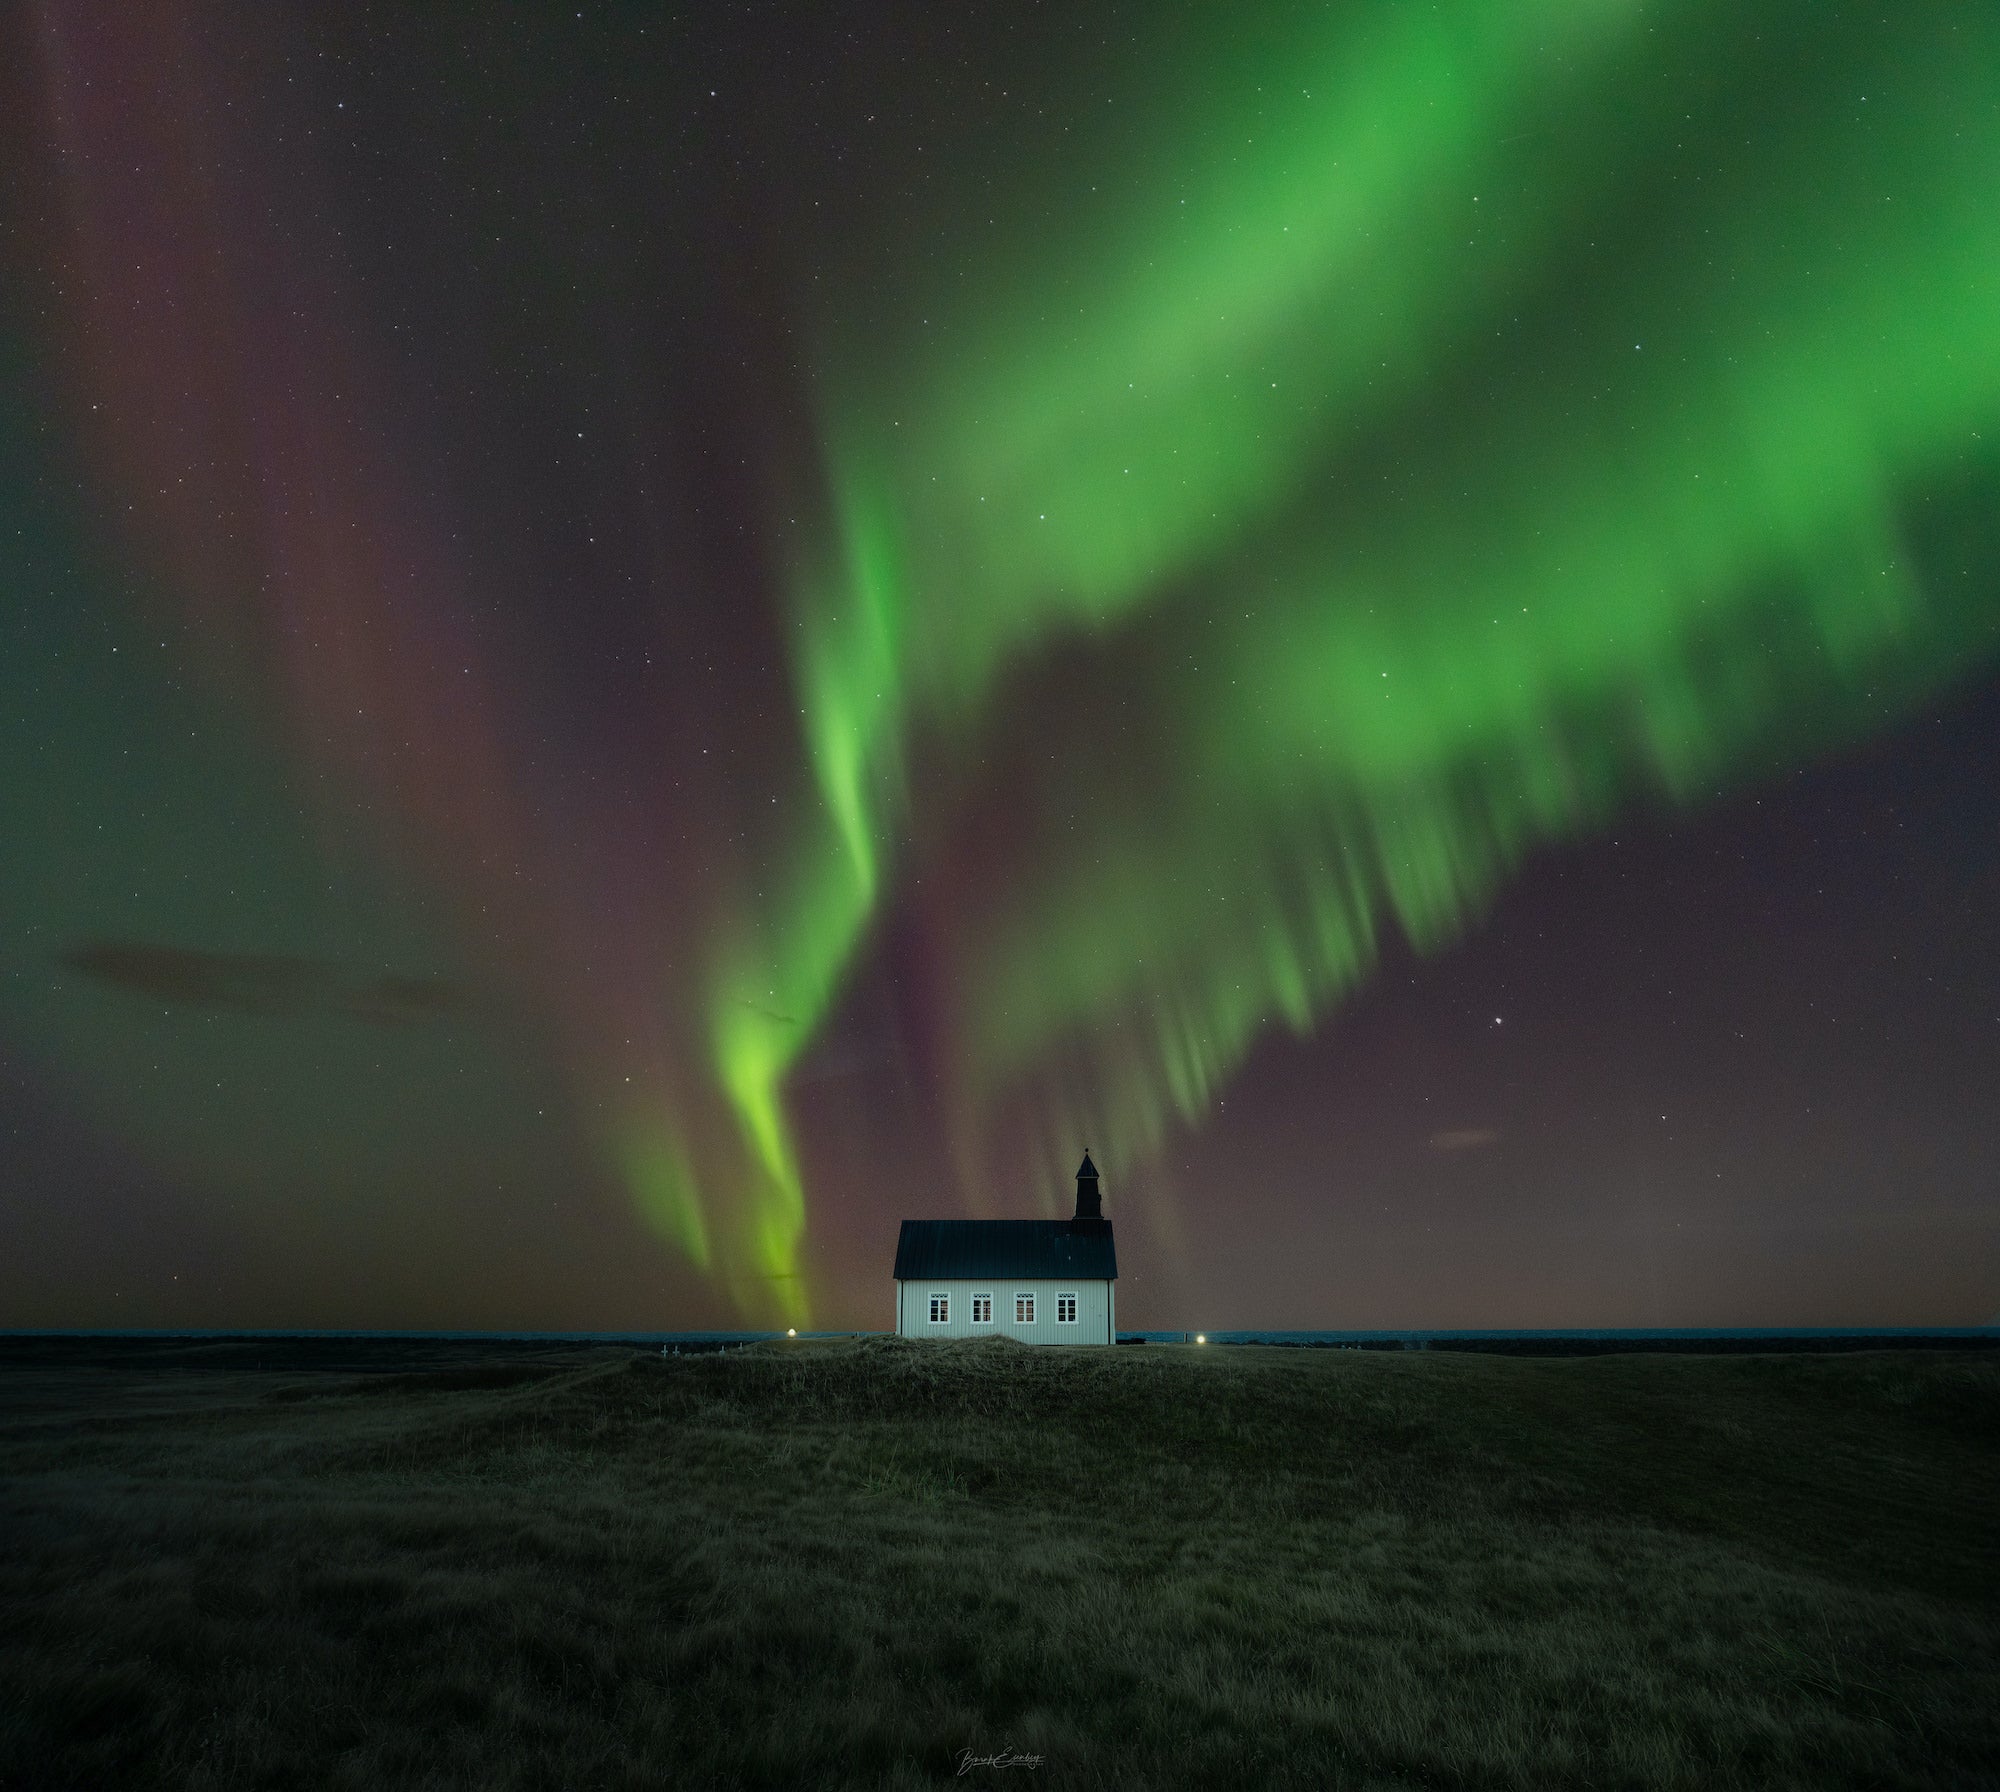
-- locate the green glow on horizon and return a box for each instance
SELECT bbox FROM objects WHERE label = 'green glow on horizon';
[615,1115,711,1272]
[700,684,893,1322]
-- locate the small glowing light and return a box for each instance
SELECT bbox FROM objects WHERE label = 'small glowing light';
[787,1328,797,1338]
[1196,1333,1207,1345]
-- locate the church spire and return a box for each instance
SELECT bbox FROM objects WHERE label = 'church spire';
[1073,1150,1102,1224]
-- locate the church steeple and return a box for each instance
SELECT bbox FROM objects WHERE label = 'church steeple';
[1073,1150,1103,1224]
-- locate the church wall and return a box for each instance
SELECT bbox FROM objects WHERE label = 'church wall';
[894,1277,1113,1345]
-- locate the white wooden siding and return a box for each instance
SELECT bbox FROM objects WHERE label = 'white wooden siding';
[894,1277,1114,1344]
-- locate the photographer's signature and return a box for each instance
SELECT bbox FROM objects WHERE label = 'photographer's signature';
[956,1744,1043,1775]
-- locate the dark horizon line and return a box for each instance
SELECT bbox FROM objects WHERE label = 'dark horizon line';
[4,1326,1995,1343]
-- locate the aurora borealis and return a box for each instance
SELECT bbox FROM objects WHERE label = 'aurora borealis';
[2,2,1997,1332]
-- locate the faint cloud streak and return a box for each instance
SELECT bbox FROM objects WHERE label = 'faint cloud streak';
[61,942,464,1025]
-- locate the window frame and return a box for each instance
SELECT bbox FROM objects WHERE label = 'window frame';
[928,1291,950,1325]
[1056,1292,1078,1324]
[1014,1291,1036,1325]
[971,1292,993,1325]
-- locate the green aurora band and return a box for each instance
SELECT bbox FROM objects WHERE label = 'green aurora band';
[4,2,1997,1328]
[701,0,2000,1312]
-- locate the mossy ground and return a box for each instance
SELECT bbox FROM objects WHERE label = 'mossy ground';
[2,1336,1995,1789]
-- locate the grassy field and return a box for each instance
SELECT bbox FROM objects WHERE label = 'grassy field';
[1,1336,1996,1791]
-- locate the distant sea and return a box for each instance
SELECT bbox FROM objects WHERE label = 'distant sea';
[1121,1327,2000,1355]
[2,1326,1995,1362]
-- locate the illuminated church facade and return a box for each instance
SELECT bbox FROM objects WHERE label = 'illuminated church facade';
[892,1153,1118,1345]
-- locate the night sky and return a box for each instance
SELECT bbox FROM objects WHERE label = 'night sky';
[2,2,1997,1334]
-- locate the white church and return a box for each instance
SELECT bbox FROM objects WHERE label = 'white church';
[892,1153,1118,1345]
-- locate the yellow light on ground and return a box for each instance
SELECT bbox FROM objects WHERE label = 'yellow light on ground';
[788,1328,797,1338]
[1196,1334,1207,1345]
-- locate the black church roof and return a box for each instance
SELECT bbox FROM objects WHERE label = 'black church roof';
[893,1219,1117,1281]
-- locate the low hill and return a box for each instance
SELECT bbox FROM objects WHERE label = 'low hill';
[2,1337,1995,1789]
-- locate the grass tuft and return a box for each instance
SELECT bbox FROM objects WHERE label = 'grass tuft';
[0,1339,1995,1789]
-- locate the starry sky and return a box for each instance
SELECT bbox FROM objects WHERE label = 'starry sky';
[2,1,1997,1333]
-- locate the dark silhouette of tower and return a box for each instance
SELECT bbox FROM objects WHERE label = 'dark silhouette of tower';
[1072,1150,1104,1229]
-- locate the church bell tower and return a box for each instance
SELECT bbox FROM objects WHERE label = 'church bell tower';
[1072,1151,1104,1227]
